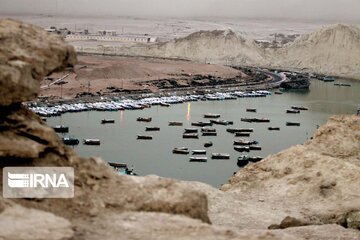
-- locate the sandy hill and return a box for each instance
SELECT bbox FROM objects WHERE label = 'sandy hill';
[270,24,360,79]
[115,29,267,66]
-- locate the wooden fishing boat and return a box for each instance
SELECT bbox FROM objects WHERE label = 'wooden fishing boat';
[183,133,199,139]
[286,122,301,126]
[168,121,183,126]
[211,153,230,160]
[204,113,221,118]
[184,128,198,133]
[137,117,152,122]
[204,141,213,148]
[137,135,153,140]
[83,139,101,145]
[192,150,206,155]
[172,147,190,154]
[145,126,160,131]
[189,157,207,162]
[101,119,115,124]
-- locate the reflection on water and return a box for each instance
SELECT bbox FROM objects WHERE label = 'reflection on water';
[186,102,191,122]
[48,79,360,187]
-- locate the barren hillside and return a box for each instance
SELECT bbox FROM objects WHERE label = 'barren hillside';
[270,24,360,79]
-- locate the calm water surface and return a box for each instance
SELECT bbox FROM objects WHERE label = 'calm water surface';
[48,79,360,187]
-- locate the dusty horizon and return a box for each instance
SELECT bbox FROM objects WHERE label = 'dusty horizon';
[1,0,360,22]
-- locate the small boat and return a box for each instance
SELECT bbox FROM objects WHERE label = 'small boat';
[53,125,69,133]
[274,91,283,95]
[286,122,301,126]
[246,108,257,112]
[184,128,198,133]
[235,132,251,137]
[268,127,280,131]
[108,162,137,176]
[83,139,101,145]
[322,76,335,82]
[210,119,233,125]
[202,132,217,136]
[227,128,254,133]
[204,113,221,118]
[189,157,207,162]
[191,121,213,127]
[192,150,206,155]
[101,119,115,124]
[137,135,153,140]
[234,139,258,146]
[62,137,79,146]
[160,102,171,107]
[234,146,250,152]
[145,126,160,131]
[237,155,263,167]
[286,109,300,114]
[41,117,47,122]
[173,147,190,154]
[291,106,308,111]
[183,133,199,139]
[204,141,213,148]
[240,118,270,123]
[168,121,183,126]
[201,127,216,133]
[137,117,152,122]
[249,145,262,151]
[211,153,230,160]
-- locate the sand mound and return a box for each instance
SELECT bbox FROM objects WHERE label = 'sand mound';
[271,24,360,79]
[111,29,267,66]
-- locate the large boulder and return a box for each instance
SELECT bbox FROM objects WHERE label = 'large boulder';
[0,19,77,106]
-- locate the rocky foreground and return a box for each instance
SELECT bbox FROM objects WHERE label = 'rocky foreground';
[0,19,360,240]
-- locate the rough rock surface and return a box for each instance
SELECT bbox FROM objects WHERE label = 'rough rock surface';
[0,19,77,105]
[0,205,74,240]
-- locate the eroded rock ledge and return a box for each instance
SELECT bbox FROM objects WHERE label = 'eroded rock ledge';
[0,19,359,240]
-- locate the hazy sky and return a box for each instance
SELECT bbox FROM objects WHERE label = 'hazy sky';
[1,0,360,21]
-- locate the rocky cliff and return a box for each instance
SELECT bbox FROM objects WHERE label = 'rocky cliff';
[103,24,360,80]
[0,19,360,240]
[270,24,360,79]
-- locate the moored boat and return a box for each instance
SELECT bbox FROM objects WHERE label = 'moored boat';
[191,121,213,127]
[234,139,258,146]
[183,133,199,139]
[160,102,171,107]
[101,119,115,124]
[62,137,79,146]
[189,157,207,162]
[211,153,230,160]
[227,128,254,133]
[237,155,263,167]
[286,122,301,126]
[268,127,280,130]
[173,147,190,154]
[184,128,198,133]
[53,125,69,133]
[202,132,217,136]
[108,162,137,176]
[137,135,153,140]
[234,146,250,152]
[274,91,283,95]
[249,145,262,150]
[210,119,233,125]
[204,113,221,118]
[235,132,251,137]
[204,141,213,148]
[83,138,101,145]
[145,126,160,131]
[246,108,257,112]
[286,109,300,114]
[137,117,152,122]
[291,106,308,111]
[192,150,206,155]
[240,118,270,123]
[201,127,216,133]
[168,121,183,126]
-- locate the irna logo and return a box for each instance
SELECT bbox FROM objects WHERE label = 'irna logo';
[3,167,74,198]
[7,172,70,188]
